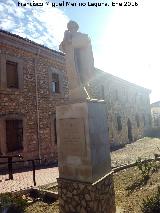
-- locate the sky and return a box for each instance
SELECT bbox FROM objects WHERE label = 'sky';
[0,0,159,103]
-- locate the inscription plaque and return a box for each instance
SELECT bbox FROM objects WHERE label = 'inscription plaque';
[59,118,86,159]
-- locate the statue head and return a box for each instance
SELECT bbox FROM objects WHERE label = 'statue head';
[67,20,79,32]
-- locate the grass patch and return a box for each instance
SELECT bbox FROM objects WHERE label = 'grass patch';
[24,200,59,213]
[0,193,28,213]
[141,187,160,213]
[114,163,160,212]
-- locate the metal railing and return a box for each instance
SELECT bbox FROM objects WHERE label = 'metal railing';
[0,155,41,186]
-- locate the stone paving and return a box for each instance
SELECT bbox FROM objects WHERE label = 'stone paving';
[0,167,59,193]
[111,137,160,167]
[0,137,160,193]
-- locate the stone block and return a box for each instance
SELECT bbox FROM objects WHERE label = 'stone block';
[56,101,111,182]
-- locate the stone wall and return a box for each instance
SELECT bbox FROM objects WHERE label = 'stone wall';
[57,172,116,213]
[87,69,152,148]
[0,31,68,162]
[151,106,160,128]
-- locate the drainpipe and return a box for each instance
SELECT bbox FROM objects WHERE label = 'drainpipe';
[35,48,41,161]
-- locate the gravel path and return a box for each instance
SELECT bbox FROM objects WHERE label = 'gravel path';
[111,137,160,167]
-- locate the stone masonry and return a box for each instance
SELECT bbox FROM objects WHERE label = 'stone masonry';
[151,101,160,128]
[0,30,68,163]
[87,69,151,148]
[57,172,116,213]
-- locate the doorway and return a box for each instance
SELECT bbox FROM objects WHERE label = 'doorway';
[127,118,133,142]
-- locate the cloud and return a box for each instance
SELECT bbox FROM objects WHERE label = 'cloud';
[0,16,17,30]
[0,0,69,49]
[93,0,160,103]
[32,4,69,46]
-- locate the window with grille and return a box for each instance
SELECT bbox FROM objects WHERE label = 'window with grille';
[52,73,59,93]
[6,61,19,89]
[6,119,23,152]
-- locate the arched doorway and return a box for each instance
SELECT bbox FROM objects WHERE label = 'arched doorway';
[127,118,133,142]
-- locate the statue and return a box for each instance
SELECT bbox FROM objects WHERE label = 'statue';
[59,21,94,100]
[60,21,79,52]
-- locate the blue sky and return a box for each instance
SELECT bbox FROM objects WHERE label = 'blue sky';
[0,0,160,103]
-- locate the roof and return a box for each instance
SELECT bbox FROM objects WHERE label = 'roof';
[0,29,64,57]
[94,68,151,93]
[151,101,160,107]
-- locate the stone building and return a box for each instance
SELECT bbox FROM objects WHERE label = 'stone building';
[151,101,160,128]
[0,30,69,162]
[88,69,151,148]
[0,28,151,162]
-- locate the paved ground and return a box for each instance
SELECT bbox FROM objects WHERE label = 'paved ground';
[0,137,160,193]
[111,137,160,167]
[0,167,58,193]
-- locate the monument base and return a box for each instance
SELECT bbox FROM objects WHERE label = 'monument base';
[57,172,116,213]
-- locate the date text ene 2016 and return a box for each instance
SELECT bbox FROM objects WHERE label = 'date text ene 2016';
[112,2,138,6]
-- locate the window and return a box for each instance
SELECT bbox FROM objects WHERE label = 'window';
[52,73,59,93]
[117,116,122,131]
[0,54,23,90]
[6,61,19,88]
[6,119,23,152]
[49,68,64,96]
[135,114,140,128]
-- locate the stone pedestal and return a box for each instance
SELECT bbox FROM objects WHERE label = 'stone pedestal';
[58,172,116,213]
[56,101,116,213]
[56,101,111,183]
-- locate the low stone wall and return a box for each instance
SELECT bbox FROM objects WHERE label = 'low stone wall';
[57,172,116,213]
[144,127,160,138]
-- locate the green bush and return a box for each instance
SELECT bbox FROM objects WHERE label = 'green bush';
[141,187,160,213]
[136,158,152,182]
[0,193,27,212]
